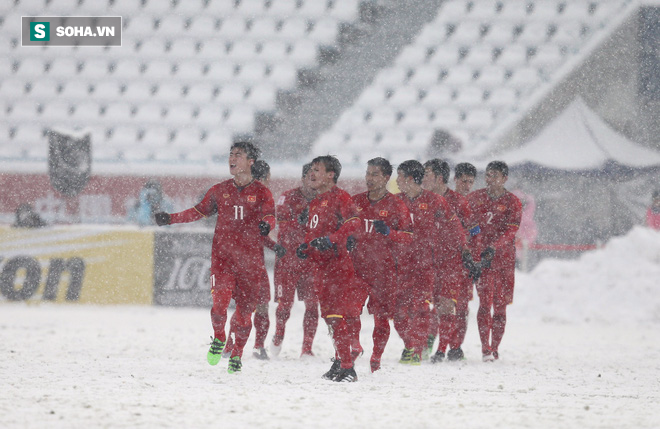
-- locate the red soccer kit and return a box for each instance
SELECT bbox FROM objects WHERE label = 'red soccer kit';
[435,188,472,302]
[396,190,464,355]
[304,186,361,369]
[351,191,413,318]
[169,179,275,356]
[272,187,318,353]
[304,186,361,318]
[467,188,522,356]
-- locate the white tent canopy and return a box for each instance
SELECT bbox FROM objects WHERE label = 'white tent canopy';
[475,97,660,170]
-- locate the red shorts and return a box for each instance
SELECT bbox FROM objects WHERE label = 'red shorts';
[314,260,362,319]
[476,267,515,306]
[273,257,317,305]
[434,262,473,304]
[396,266,434,309]
[212,263,265,312]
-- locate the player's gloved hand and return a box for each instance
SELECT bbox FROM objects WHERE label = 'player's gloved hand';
[273,243,286,258]
[297,207,309,226]
[346,235,357,252]
[462,249,481,280]
[480,247,495,269]
[373,220,390,236]
[310,236,333,251]
[154,212,171,226]
[258,221,271,236]
[296,243,309,259]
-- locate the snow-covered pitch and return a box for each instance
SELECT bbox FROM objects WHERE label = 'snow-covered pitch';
[2,227,659,428]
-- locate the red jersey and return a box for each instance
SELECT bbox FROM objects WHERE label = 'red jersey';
[467,189,522,270]
[169,179,275,270]
[276,187,310,252]
[398,190,464,270]
[304,186,361,267]
[647,207,660,230]
[443,188,471,228]
[351,191,413,287]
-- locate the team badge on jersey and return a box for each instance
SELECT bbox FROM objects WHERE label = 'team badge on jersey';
[497,204,506,212]
[419,203,428,210]
[379,210,388,217]
[247,195,257,203]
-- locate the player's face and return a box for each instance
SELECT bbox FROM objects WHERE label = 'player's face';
[309,162,334,190]
[485,169,507,194]
[229,149,253,176]
[365,165,389,193]
[422,167,439,192]
[455,174,475,195]
[396,171,414,195]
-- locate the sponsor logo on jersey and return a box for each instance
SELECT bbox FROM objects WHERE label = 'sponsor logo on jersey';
[223,193,230,199]
[419,203,428,210]
[321,200,328,207]
[379,210,388,217]
[247,195,257,203]
[357,207,363,211]
[497,205,506,212]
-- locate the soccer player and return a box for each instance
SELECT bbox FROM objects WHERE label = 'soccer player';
[453,162,477,196]
[351,158,412,372]
[270,163,320,358]
[154,142,275,374]
[296,155,361,382]
[465,161,522,362]
[224,159,274,360]
[394,160,465,364]
[422,159,472,362]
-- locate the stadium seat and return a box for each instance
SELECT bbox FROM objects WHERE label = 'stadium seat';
[496,44,528,67]
[249,17,279,42]
[142,0,173,14]
[484,22,516,45]
[508,67,541,89]
[47,57,80,79]
[374,66,409,87]
[134,103,164,124]
[420,86,453,109]
[169,39,201,59]
[246,83,277,111]
[72,101,102,125]
[517,22,551,45]
[453,87,485,107]
[288,39,318,68]
[279,18,309,41]
[427,45,462,67]
[499,1,531,20]
[462,45,495,67]
[269,0,298,19]
[154,82,184,103]
[449,21,484,45]
[174,61,205,81]
[387,86,420,109]
[355,85,387,108]
[267,63,297,90]
[298,0,328,19]
[367,106,399,129]
[17,57,46,79]
[432,108,462,128]
[409,64,441,88]
[217,83,247,105]
[236,0,268,18]
[234,61,268,84]
[224,105,255,133]
[259,40,290,63]
[226,40,260,63]
[443,65,476,86]
[187,83,219,103]
[171,126,202,148]
[329,0,360,22]
[469,0,501,20]
[205,0,235,14]
[486,87,517,107]
[141,126,171,149]
[399,106,432,131]
[308,18,340,46]
[157,15,187,37]
[188,16,220,38]
[104,102,134,124]
[396,45,429,68]
[111,59,143,79]
[119,82,151,102]
[9,100,39,123]
[475,65,508,87]
[41,101,72,124]
[28,79,60,100]
[206,61,237,83]
[61,81,92,101]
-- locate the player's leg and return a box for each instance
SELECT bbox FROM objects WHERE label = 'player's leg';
[208,271,234,365]
[301,297,319,356]
[490,268,514,359]
[371,313,390,372]
[448,296,470,360]
[252,268,271,358]
[433,296,455,362]
[476,271,495,360]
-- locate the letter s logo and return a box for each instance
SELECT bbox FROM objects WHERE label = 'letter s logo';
[35,23,46,39]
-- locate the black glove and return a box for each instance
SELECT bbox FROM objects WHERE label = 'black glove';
[480,247,495,269]
[258,221,271,236]
[346,235,357,252]
[296,243,309,259]
[462,250,482,281]
[273,243,286,258]
[310,236,333,251]
[154,212,171,226]
[297,207,309,226]
[373,220,390,236]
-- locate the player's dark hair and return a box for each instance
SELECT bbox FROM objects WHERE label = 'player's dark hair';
[231,141,260,161]
[423,158,450,184]
[486,160,509,177]
[251,160,270,181]
[367,157,393,177]
[454,162,477,179]
[311,155,342,183]
[397,160,425,185]
[653,189,660,199]
[302,162,312,178]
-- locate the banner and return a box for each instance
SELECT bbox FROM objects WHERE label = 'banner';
[153,230,213,307]
[0,226,153,304]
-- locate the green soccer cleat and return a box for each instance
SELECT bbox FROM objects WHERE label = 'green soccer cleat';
[410,351,422,366]
[399,348,413,364]
[227,356,242,374]
[207,337,226,366]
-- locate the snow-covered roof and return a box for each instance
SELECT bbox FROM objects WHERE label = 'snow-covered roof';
[474,97,660,171]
